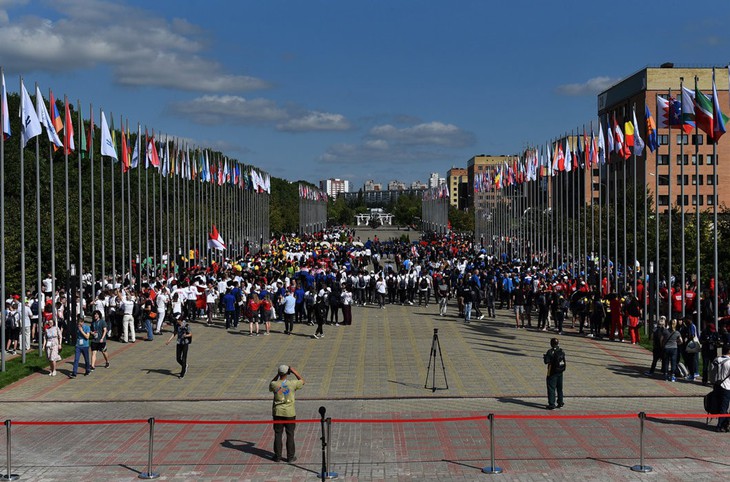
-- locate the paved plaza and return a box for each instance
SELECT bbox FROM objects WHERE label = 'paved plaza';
[0,299,727,481]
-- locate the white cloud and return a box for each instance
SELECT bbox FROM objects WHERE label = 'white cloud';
[556,76,621,96]
[0,0,267,92]
[277,111,351,132]
[170,95,351,133]
[319,120,475,165]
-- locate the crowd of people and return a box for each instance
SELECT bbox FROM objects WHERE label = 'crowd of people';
[4,228,730,413]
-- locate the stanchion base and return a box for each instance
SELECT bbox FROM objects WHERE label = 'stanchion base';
[317,471,339,479]
[138,472,160,479]
[1,475,20,481]
[630,465,653,473]
[482,466,503,474]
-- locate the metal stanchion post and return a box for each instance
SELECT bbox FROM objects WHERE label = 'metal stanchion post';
[325,418,338,479]
[139,417,160,479]
[482,414,502,474]
[630,412,652,473]
[2,420,19,481]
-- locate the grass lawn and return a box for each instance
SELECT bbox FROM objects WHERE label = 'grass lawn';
[0,345,75,390]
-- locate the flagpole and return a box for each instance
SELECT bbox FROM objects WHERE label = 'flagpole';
[34,83,42,355]
[49,97,57,332]
[632,105,638,299]
[137,123,142,285]
[1,67,5,372]
[165,137,170,279]
[120,116,125,288]
[100,108,105,288]
[126,119,132,287]
[20,78,28,362]
[667,89,674,324]
[77,100,83,317]
[654,95,661,328]
[642,107,648,334]
[680,77,687,319]
[64,95,71,320]
[89,103,95,300]
[693,75,701,343]
[599,123,604,295]
[110,112,116,285]
[606,126,612,294]
[622,121,628,293]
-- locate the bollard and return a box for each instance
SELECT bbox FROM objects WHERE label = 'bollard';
[2,420,19,481]
[482,414,502,474]
[630,412,652,473]
[138,418,159,479]
[324,418,338,479]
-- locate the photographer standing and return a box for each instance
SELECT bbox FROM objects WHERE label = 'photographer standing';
[543,338,566,410]
[165,316,192,378]
[269,365,305,463]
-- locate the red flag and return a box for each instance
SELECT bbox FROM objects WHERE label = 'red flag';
[121,123,130,172]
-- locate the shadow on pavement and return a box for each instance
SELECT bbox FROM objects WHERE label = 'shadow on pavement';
[143,368,177,377]
[646,416,712,431]
[496,397,547,409]
[221,439,272,461]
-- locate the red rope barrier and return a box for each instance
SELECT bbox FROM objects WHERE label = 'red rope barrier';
[12,419,148,426]
[331,415,489,424]
[494,413,636,421]
[646,413,730,419]
[155,418,321,425]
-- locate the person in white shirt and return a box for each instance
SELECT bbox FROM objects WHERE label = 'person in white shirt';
[205,283,218,326]
[155,288,169,334]
[121,295,136,343]
[375,276,387,309]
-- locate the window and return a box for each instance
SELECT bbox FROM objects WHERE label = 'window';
[593,168,600,176]
[707,175,717,185]
[691,134,704,145]
[658,176,669,186]
[691,154,703,165]
[692,195,703,206]
[658,154,669,165]
[676,154,688,165]
[707,154,716,165]
[708,194,716,206]
[676,175,688,185]
[692,175,703,185]
[676,134,689,145]
[658,195,669,206]
[593,183,601,191]
[658,134,669,145]
[676,194,688,205]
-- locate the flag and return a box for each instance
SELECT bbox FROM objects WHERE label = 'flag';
[564,138,572,172]
[645,105,658,152]
[713,67,726,142]
[34,86,63,148]
[605,119,614,156]
[583,127,588,168]
[694,85,714,138]
[19,81,42,148]
[681,86,696,134]
[131,128,139,168]
[657,95,686,130]
[598,121,606,165]
[631,107,645,156]
[1,70,9,139]
[624,120,635,147]
[207,224,226,251]
[121,122,130,172]
[78,103,87,158]
[554,141,565,172]
[146,136,160,168]
[589,128,597,167]
[63,98,75,154]
[100,111,117,160]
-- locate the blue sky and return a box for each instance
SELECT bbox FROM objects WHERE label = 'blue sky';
[1,0,729,189]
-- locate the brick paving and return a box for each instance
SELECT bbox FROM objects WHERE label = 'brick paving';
[0,300,727,481]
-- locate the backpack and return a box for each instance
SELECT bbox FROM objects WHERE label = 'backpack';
[5,312,19,329]
[545,348,566,374]
[419,278,428,289]
[407,276,415,289]
[358,277,366,289]
[399,277,406,289]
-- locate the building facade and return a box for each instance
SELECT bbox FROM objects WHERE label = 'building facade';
[320,178,350,199]
[446,167,467,209]
[597,65,730,213]
[363,180,382,192]
[467,155,514,212]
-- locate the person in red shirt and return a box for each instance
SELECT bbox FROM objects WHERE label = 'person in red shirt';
[684,286,697,315]
[609,293,624,342]
[671,284,684,320]
[247,293,261,336]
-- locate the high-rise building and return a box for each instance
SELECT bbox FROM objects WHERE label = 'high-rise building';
[467,154,514,213]
[597,65,730,212]
[411,180,427,190]
[447,167,467,209]
[428,172,440,188]
[364,180,382,191]
[387,180,407,191]
[320,178,350,198]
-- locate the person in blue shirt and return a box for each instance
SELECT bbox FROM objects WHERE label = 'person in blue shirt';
[222,289,237,329]
[69,315,91,378]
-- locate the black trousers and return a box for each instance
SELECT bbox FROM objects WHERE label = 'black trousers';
[273,415,296,459]
[176,344,188,375]
[284,313,294,333]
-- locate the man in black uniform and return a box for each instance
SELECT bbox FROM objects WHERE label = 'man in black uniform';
[543,337,566,410]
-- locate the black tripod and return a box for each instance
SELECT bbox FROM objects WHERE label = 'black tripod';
[424,328,448,392]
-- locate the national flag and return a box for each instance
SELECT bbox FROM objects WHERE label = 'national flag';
[645,105,658,152]
[100,111,117,160]
[207,224,226,251]
[49,90,63,151]
[713,67,726,142]
[624,120,635,147]
[121,122,130,173]
[598,121,606,165]
[583,127,589,168]
[34,86,63,149]
[693,86,714,139]
[63,98,75,154]
[1,70,10,139]
[589,128,597,167]
[86,107,94,155]
[19,81,42,148]
[554,141,565,172]
[681,86,696,134]
[632,107,645,156]
[131,128,139,169]
[78,103,87,158]
[146,135,160,168]
[657,95,687,131]
[564,138,572,172]
[605,119,614,156]
[612,113,623,154]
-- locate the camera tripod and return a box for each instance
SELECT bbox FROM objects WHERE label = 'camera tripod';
[425,328,448,392]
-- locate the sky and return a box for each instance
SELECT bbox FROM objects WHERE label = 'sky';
[1,0,730,190]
